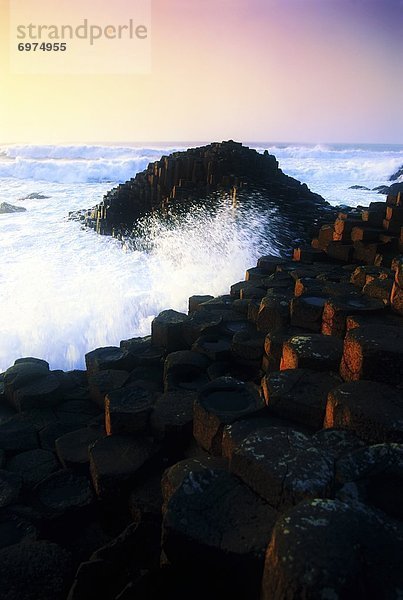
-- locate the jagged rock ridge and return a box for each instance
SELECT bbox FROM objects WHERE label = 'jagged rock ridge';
[70,140,328,237]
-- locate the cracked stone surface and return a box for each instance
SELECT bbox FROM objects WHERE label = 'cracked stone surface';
[230,427,335,510]
[162,465,277,597]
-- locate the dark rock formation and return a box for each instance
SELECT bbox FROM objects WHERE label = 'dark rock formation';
[1,187,403,599]
[69,140,329,238]
[0,202,26,214]
[389,165,403,182]
[374,182,403,196]
[0,541,72,600]
[19,193,50,200]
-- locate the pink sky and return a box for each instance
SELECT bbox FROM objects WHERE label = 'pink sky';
[0,0,401,143]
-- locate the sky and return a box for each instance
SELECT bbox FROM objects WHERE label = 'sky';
[0,0,402,144]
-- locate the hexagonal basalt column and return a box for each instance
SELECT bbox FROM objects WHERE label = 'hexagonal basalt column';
[230,427,334,509]
[163,351,210,392]
[290,295,329,332]
[260,498,403,600]
[85,347,136,378]
[151,310,188,353]
[256,294,291,334]
[89,435,159,498]
[262,369,342,430]
[162,465,277,598]
[280,334,343,372]
[340,324,403,386]
[322,295,385,337]
[105,386,155,435]
[193,377,264,455]
[324,381,403,444]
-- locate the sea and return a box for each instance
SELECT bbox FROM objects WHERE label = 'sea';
[1,142,402,373]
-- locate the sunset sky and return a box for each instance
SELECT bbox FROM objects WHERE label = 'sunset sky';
[0,0,401,144]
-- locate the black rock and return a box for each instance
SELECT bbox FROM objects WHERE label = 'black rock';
[0,470,22,508]
[20,193,50,200]
[230,427,334,509]
[89,435,159,498]
[6,449,58,489]
[34,469,94,517]
[55,428,103,471]
[261,498,403,600]
[374,182,403,195]
[162,466,278,599]
[85,347,136,377]
[193,377,265,455]
[105,386,154,435]
[0,541,72,600]
[4,361,50,408]
[389,165,403,182]
[325,381,403,444]
[0,511,37,549]
[0,419,38,453]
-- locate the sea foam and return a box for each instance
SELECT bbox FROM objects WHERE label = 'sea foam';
[0,190,279,372]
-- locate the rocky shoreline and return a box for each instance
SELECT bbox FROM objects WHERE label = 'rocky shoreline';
[1,189,403,599]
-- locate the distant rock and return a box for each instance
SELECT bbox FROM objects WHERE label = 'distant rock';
[20,193,50,200]
[388,182,403,195]
[372,185,390,193]
[349,185,370,190]
[0,202,27,214]
[389,165,403,182]
[373,182,403,195]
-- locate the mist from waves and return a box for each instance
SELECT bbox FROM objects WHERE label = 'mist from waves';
[0,194,281,372]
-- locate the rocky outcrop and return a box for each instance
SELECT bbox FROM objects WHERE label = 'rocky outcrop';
[69,140,329,238]
[374,182,403,196]
[0,202,26,214]
[389,165,403,182]
[19,193,50,200]
[1,190,403,599]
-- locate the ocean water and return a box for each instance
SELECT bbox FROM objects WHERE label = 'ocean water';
[0,142,402,372]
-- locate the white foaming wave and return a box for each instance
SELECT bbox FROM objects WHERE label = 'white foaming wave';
[0,198,278,372]
[254,146,403,207]
[281,156,403,184]
[0,144,185,161]
[0,156,153,184]
[255,143,403,161]
[0,144,190,184]
[254,143,332,157]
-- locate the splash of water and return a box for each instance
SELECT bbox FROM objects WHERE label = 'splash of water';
[0,196,279,372]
